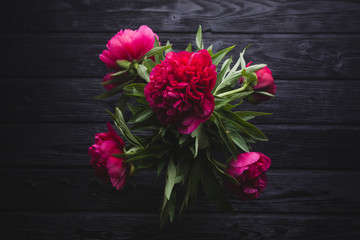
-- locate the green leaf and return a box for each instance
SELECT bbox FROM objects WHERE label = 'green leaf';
[201,164,234,213]
[160,190,176,228]
[181,157,203,213]
[113,108,144,148]
[176,157,192,185]
[246,63,267,73]
[143,45,172,59]
[179,134,190,145]
[234,111,272,118]
[142,58,156,72]
[111,153,126,159]
[109,69,128,77]
[157,159,166,177]
[136,159,154,169]
[254,91,275,97]
[95,79,133,100]
[185,43,192,52]
[213,112,238,159]
[127,106,154,124]
[127,103,137,115]
[124,144,170,162]
[165,158,176,200]
[153,37,162,64]
[240,44,252,69]
[103,73,135,86]
[136,64,150,82]
[212,45,235,66]
[213,54,244,94]
[115,60,131,70]
[190,123,209,158]
[224,121,250,152]
[205,150,239,184]
[125,145,143,155]
[123,83,146,98]
[222,110,268,141]
[117,93,129,112]
[214,91,253,110]
[212,57,233,94]
[165,40,173,54]
[196,25,204,50]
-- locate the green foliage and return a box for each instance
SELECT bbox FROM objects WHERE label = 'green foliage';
[136,64,150,82]
[201,163,234,213]
[142,45,172,60]
[196,25,204,50]
[95,79,133,100]
[165,158,176,200]
[165,40,173,54]
[212,45,235,66]
[190,123,209,158]
[185,43,192,52]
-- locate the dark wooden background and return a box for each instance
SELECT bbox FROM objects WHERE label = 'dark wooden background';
[1,0,360,239]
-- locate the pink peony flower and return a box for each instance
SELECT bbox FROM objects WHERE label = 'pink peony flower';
[89,122,128,190]
[224,152,271,200]
[239,62,276,104]
[144,50,217,134]
[100,25,159,70]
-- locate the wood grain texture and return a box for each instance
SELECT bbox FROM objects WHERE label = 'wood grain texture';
[2,0,360,33]
[1,0,360,238]
[1,168,359,214]
[2,78,360,124]
[1,124,359,169]
[1,212,359,240]
[0,33,359,79]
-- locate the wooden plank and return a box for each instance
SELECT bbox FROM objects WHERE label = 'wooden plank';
[0,33,359,79]
[1,212,359,239]
[2,78,360,124]
[0,124,359,169]
[1,0,360,33]
[0,168,359,215]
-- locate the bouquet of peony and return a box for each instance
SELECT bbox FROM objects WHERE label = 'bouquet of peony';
[89,25,276,227]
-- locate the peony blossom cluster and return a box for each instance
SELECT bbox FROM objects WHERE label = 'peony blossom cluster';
[89,25,277,225]
[144,50,217,134]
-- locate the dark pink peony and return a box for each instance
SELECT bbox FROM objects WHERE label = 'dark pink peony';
[100,25,159,70]
[224,152,271,200]
[89,122,128,190]
[144,50,217,134]
[240,62,276,104]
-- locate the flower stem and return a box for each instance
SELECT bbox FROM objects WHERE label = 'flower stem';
[216,82,250,98]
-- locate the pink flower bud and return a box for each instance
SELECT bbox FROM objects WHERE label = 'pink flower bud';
[224,152,271,200]
[240,62,276,104]
[89,122,128,190]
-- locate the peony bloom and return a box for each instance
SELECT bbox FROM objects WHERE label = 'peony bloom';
[239,62,276,104]
[144,50,217,134]
[89,122,128,190]
[100,25,159,70]
[224,152,271,200]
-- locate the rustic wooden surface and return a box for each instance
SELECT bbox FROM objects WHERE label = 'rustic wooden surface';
[1,0,360,239]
